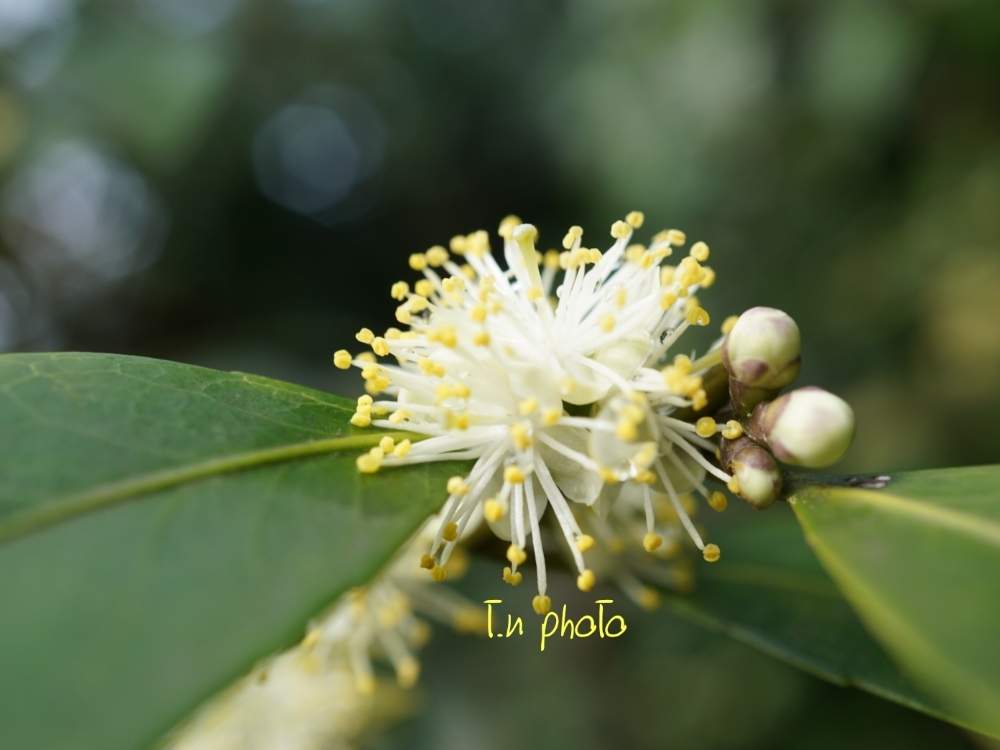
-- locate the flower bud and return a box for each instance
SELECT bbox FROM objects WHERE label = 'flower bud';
[720,436,782,509]
[751,387,855,468]
[722,308,801,413]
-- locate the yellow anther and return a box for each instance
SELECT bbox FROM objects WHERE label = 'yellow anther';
[721,420,743,440]
[447,476,469,496]
[685,302,710,326]
[721,314,739,334]
[502,566,523,586]
[532,595,552,615]
[526,285,543,301]
[660,291,678,310]
[431,564,447,582]
[333,349,352,369]
[371,337,389,356]
[692,389,708,411]
[350,412,372,428]
[616,418,639,442]
[631,445,656,470]
[517,398,538,416]
[626,210,645,229]
[395,305,412,325]
[473,330,491,346]
[600,313,616,332]
[700,267,716,287]
[643,532,663,552]
[622,404,645,423]
[690,241,710,262]
[396,657,420,689]
[355,327,375,344]
[695,417,717,438]
[390,281,409,301]
[453,608,485,634]
[504,465,525,484]
[498,214,522,240]
[562,225,583,250]
[356,452,381,473]
[638,587,661,611]
[408,253,427,271]
[624,244,644,264]
[666,229,687,246]
[425,245,449,267]
[419,553,436,570]
[357,394,373,407]
[441,275,464,295]
[442,522,459,542]
[393,439,412,457]
[660,266,675,284]
[379,436,395,453]
[576,569,596,592]
[542,407,562,426]
[611,220,631,239]
[598,467,620,483]
[449,234,467,253]
[506,544,528,566]
[544,249,560,268]
[635,469,656,484]
[483,498,506,523]
[614,287,628,308]
[727,477,741,495]
[388,410,410,425]
[429,326,457,348]
[414,279,434,298]
[470,304,487,323]
[576,534,595,552]
[408,295,429,313]
[708,491,728,512]
[510,422,533,450]
[702,544,721,563]
[364,381,387,396]
[449,412,470,430]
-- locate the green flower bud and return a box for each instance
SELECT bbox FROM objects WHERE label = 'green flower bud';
[720,436,782,509]
[751,387,855,468]
[722,308,801,413]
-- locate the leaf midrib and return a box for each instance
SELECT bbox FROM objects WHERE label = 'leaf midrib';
[0,431,421,545]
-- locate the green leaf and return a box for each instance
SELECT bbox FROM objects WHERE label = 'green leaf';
[663,504,969,731]
[790,467,1000,738]
[0,353,456,750]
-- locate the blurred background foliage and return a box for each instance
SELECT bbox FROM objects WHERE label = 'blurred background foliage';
[1,0,998,747]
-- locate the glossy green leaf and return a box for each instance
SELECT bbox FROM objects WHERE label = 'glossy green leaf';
[0,353,457,750]
[790,467,1000,738]
[662,504,971,731]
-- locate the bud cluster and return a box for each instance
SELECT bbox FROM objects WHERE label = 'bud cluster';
[716,307,855,508]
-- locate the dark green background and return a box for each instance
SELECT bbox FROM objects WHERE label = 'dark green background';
[1,1,997,748]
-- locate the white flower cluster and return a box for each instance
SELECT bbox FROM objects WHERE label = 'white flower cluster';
[336,213,743,615]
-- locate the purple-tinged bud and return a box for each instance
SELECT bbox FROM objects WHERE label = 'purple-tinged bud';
[723,307,801,413]
[720,436,782,509]
[751,387,855,468]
